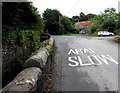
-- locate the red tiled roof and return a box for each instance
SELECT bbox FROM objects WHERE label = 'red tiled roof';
[74,21,90,26]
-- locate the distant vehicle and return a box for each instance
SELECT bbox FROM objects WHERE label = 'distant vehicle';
[98,31,114,36]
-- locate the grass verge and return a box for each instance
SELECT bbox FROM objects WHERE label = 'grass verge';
[114,36,120,43]
[83,32,98,37]
[64,33,79,36]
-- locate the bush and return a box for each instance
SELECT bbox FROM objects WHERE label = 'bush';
[84,32,98,36]
[89,26,97,33]
[20,30,42,47]
[114,36,120,43]
[60,16,74,34]
[2,2,44,49]
[2,29,47,54]
[72,28,80,34]
[114,29,120,35]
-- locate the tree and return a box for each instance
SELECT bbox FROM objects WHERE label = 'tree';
[79,12,87,21]
[60,16,73,34]
[104,8,116,14]
[43,8,62,35]
[114,13,120,34]
[92,8,118,33]
[2,2,44,31]
[2,2,44,46]
[86,13,96,20]
[72,16,80,23]
[116,13,120,29]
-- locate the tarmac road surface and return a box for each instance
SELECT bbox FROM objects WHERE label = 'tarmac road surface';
[52,35,119,92]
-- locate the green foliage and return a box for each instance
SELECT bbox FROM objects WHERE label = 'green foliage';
[102,18,117,32]
[89,26,98,33]
[60,16,73,34]
[72,28,80,34]
[2,2,44,31]
[104,8,116,14]
[86,13,96,20]
[43,9,74,35]
[2,2,44,49]
[92,14,105,26]
[116,13,120,29]
[84,32,98,36]
[79,12,88,21]
[91,8,119,34]
[2,29,43,48]
[43,8,62,35]
[64,33,79,36]
[72,13,96,23]
[31,39,49,56]
[20,30,42,47]
[72,16,80,22]
[114,29,120,35]
[114,36,120,43]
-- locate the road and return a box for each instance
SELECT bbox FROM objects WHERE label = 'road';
[52,35,119,92]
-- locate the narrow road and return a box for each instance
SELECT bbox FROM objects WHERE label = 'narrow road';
[52,35,119,92]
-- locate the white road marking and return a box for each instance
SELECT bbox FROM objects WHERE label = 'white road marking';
[68,55,118,67]
[93,55,103,65]
[68,49,76,54]
[68,49,118,67]
[88,55,103,65]
[99,55,118,64]
[75,49,83,54]
[68,56,79,67]
[68,48,94,55]
[83,48,93,54]
[78,56,92,66]
[88,56,95,65]
[88,48,94,53]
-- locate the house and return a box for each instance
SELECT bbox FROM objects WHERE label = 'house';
[74,21,94,33]
[74,21,90,29]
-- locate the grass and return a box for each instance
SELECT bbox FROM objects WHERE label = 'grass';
[83,32,98,37]
[64,33,79,36]
[63,32,98,37]
[114,36,120,43]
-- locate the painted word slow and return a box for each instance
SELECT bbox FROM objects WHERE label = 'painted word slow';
[68,49,118,67]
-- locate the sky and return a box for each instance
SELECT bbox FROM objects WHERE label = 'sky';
[29,0,120,18]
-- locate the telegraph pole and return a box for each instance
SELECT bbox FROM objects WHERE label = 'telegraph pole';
[118,1,120,13]
[59,15,61,33]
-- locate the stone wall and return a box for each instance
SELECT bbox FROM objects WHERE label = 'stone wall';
[2,43,33,77]
[1,36,54,93]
